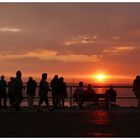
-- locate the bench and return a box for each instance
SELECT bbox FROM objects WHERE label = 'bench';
[73,93,116,109]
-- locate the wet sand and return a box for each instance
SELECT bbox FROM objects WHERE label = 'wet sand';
[0,106,140,137]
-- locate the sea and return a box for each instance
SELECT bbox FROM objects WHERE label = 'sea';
[18,83,137,107]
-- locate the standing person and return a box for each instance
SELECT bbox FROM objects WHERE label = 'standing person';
[14,70,24,111]
[8,77,15,108]
[51,75,59,109]
[74,81,85,109]
[58,77,67,109]
[133,75,140,108]
[38,73,50,109]
[26,77,37,108]
[0,75,7,108]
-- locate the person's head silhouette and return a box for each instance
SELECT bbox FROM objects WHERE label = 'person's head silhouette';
[16,70,22,78]
[79,81,83,87]
[1,75,5,80]
[29,77,33,81]
[109,85,113,90]
[42,73,47,80]
[54,75,58,79]
[136,75,140,80]
[10,77,14,81]
[87,84,92,89]
[60,77,64,82]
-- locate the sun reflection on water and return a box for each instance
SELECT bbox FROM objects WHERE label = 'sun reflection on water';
[83,110,114,137]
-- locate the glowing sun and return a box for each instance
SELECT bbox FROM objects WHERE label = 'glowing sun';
[96,74,106,82]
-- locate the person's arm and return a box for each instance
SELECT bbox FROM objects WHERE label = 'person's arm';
[105,90,109,100]
[4,80,7,87]
[50,80,52,87]
[133,80,136,92]
[47,82,51,91]
[64,82,67,91]
[35,81,37,87]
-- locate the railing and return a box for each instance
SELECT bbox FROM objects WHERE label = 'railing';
[66,85,136,107]
[20,85,137,108]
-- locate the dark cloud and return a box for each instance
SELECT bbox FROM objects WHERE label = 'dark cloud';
[0,3,140,81]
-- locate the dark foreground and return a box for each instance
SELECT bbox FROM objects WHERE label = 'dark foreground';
[0,106,140,137]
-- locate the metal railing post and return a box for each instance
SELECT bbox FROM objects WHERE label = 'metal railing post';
[77,93,80,110]
[70,86,72,107]
[107,94,111,111]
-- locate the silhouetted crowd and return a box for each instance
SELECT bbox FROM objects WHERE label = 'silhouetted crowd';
[3,70,140,111]
[0,70,67,111]
[0,70,118,111]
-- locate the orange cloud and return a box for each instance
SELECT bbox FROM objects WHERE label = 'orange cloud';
[0,49,100,63]
[103,46,135,55]
[64,35,97,46]
[0,27,21,32]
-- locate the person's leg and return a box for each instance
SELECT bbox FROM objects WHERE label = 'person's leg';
[4,95,7,108]
[52,93,56,108]
[9,95,12,107]
[0,97,2,108]
[17,93,23,108]
[37,97,43,112]
[9,97,12,107]
[61,95,65,108]
[55,94,59,108]
[10,95,14,107]
[13,93,17,107]
[58,94,61,108]
[28,95,33,107]
[15,96,22,111]
[45,97,49,108]
[78,97,84,109]
[27,95,30,107]
[38,97,43,107]
[138,97,140,108]
[31,95,34,107]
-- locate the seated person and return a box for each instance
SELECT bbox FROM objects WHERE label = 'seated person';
[105,85,117,103]
[74,81,85,108]
[84,84,98,101]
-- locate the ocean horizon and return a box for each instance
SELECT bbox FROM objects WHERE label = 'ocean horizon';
[17,82,137,108]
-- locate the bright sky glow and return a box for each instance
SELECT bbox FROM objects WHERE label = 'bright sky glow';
[0,3,139,83]
[96,74,106,81]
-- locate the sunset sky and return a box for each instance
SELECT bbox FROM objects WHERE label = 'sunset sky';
[0,3,139,83]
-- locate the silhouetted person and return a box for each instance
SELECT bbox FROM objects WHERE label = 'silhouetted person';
[26,77,37,108]
[51,75,59,109]
[0,75,7,108]
[38,73,50,109]
[133,75,140,108]
[58,77,67,108]
[14,70,24,111]
[105,85,117,109]
[85,84,96,95]
[8,77,15,107]
[84,84,97,101]
[74,81,85,109]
